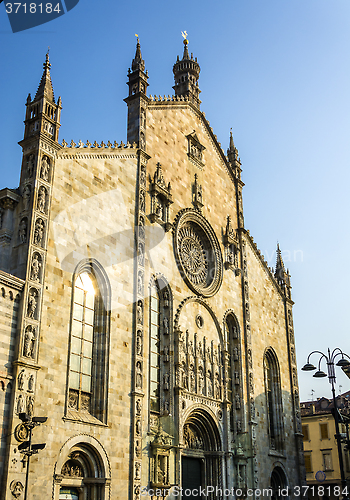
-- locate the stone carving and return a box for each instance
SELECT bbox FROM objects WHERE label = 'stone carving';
[68,390,78,410]
[247,348,252,369]
[237,419,242,433]
[27,395,34,416]
[249,372,254,394]
[33,218,44,246]
[198,367,204,394]
[40,156,50,181]
[28,375,34,392]
[136,361,142,389]
[37,186,47,213]
[163,346,169,362]
[136,419,141,436]
[62,460,83,477]
[17,370,25,391]
[138,242,144,266]
[22,185,31,211]
[189,366,195,392]
[183,424,203,449]
[137,300,143,325]
[135,439,141,458]
[10,480,24,499]
[19,218,27,244]
[136,330,142,356]
[139,132,145,150]
[234,371,240,385]
[178,225,207,285]
[163,317,169,335]
[235,394,241,410]
[214,373,221,399]
[207,371,213,397]
[140,165,146,186]
[16,394,26,415]
[163,373,169,391]
[163,289,169,307]
[192,173,203,209]
[139,190,145,213]
[30,253,41,282]
[135,462,141,480]
[137,271,143,296]
[81,394,90,411]
[250,398,256,419]
[26,154,35,178]
[27,289,38,319]
[23,325,36,358]
[164,399,170,414]
[140,108,146,128]
[136,399,142,415]
[233,347,239,361]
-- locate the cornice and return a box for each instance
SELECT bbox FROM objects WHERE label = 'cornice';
[0,270,25,291]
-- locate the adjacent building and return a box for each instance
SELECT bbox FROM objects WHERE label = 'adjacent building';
[0,38,305,499]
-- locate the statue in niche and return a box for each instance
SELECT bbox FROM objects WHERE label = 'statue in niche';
[233,346,239,361]
[16,394,25,414]
[137,272,143,295]
[27,154,35,178]
[155,196,163,220]
[214,374,221,399]
[135,439,141,458]
[249,373,254,393]
[198,367,204,395]
[237,419,242,433]
[136,399,142,415]
[22,185,31,211]
[140,165,146,186]
[182,364,188,390]
[207,371,213,397]
[139,190,145,213]
[27,395,34,416]
[163,346,169,362]
[235,371,240,385]
[235,394,241,410]
[139,133,145,150]
[135,462,141,480]
[17,370,25,391]
[19,218,27,244]
[27,289,38,319]
[140,108,146,128]
[163,317,169,335]
[40,156,50,181]
[247,349,252,368]
[164,399,170,414]
[23,326,36,358]
[189,366,195,392]
[136,330,142,356]
[136,419,141,436]
[28,375,34,392]
[137,242,144,266]
[33,218,44,246]
[136,361,142,389]
[138,216,145,240]
[37,186,46,213]
[30,253,41,282]
[137,300,143,325]
[163,289,169,307]
[163,373,169,391]
[250,398,256,419]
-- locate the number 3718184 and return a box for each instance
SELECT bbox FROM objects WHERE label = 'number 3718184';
[5,3,61,14]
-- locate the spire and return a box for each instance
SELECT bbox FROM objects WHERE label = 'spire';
[227,130,241,179]
[132,36,145,73]
[35,51,55,102]
[173,33,201,108]
[274,243,292,298]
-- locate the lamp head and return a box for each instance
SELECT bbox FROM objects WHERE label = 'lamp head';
[336,358,350,368]
[313,370,327,378]
[302,363,316,371]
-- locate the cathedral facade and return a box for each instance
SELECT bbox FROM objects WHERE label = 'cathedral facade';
[0,39,305,500]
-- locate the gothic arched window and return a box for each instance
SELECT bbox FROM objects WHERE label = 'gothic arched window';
[264,348,284,452]
[67,261,110,423]
[150,284,160,412]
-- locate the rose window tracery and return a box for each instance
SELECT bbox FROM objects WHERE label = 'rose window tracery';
[178,226,208,285]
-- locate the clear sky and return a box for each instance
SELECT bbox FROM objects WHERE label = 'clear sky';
[1,0,349,401]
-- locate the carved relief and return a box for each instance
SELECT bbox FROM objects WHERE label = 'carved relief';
[30,252,42,282]
[28,374,34,392]
[27,395,34,416]
[33,218,44,246]
[37,185,47,213]
[62,460,83,477]
[149,163,173,229]
[10,481,24,499]
[139,190,145,213]
[136,330,143,356]
[17,370,25,391]
[22,184,31,211]
[183,424,203,449]
[136,361,142,389]
[27,289,38,319]
[23,325,36,358]
[26,154,35,178]
[137,300,143,325]
[16,394,26,414]
[40,155,50,181]
[19,218,27,244]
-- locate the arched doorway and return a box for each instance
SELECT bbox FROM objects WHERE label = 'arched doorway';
[181,409,221,500]
[270,466,288,500]
[53,436,111,500]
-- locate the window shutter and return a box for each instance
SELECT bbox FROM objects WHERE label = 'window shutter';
[320,423,329,440]
[302,425,309,441]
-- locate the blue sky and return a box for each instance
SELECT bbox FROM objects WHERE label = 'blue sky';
[1,0,350,401]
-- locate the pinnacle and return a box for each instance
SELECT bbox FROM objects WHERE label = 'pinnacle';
[34,51,55,102]
[132,38,145,72]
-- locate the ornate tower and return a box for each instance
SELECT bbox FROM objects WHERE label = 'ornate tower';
[173,35,201,108]
[125,37,149,148]
[274,243,292,299]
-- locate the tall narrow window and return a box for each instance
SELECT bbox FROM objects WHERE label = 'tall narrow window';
[320,423,329,440]
[264,348,284,452]
[70,273,95,410]
[150,285,160,412]
[304,451,313,473]
[67,261,110,423]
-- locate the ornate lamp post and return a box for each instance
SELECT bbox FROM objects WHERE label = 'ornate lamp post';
[302,348,350,491]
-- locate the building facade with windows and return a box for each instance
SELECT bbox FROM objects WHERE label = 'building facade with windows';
[301,393,350,499]
[0,39,305,499]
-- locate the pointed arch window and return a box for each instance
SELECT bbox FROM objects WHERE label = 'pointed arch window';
[264,348,284,452]
[67,261,110,424]
[150,285,160,412]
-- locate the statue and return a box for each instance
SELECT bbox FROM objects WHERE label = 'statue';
[33,219,44,246]
[17,369,25,391]
[19,218,27,244]
[23,326,36,358]
[40,156,50,181]
[37,186,46,212]
[22,185,31,211]
[30,253,41,282]
[27,290,37,319]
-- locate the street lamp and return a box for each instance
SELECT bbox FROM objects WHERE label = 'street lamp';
[302,348,350,492]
